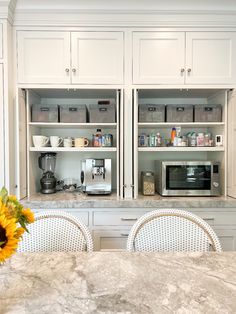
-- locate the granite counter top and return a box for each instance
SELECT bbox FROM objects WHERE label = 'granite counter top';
[21,191,236,209]
[1,252,236,314]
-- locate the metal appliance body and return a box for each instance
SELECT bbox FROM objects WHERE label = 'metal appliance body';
[156,161,221,196]
[81,159,112,195]
[38,153,57,194]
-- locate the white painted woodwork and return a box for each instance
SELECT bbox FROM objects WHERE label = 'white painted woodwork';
[138,147,225,152]
[133,32,185,84]
[0,23,3,59]
[17,31,71,84]
[227,90,236,198]
[71,32,123,84]
[0,64,4,188]
[186,32,236,84]
[93,230,129,251]
[93,211,146,226]
[29,147,117,152]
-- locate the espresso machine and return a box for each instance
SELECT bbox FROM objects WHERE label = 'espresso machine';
[81,159,112,194]
[38,153,57,194]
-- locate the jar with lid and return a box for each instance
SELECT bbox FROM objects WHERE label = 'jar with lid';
[197,133,205,146]
[188,132,197,147]
[141,171,155,195]
[204,133,211,147]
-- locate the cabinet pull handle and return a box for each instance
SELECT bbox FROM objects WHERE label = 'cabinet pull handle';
[65,68,70,72]
[180,68,185,74]
[120,233,129,237]
[120,218,138,221]
[72,68,76,73]
[187,68,191,74]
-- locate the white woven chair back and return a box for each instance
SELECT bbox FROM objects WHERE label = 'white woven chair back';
[18,211,93,252]
[127,209,222,252]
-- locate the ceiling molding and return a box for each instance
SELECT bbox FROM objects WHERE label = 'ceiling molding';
[0,0,17,23]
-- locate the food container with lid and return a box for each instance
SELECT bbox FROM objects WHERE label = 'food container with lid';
[141,171,155,195]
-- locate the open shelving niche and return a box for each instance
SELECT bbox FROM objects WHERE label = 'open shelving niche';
[17,88,124,199]
[133,88,228,198]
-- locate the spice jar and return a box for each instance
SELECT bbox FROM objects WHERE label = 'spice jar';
[141,171,155,195]
[197,133,205,146]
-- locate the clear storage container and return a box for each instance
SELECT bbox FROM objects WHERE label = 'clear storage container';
[141,171,155,195]
[166,104,193,122]
[194,104,222,122]
[88,103,116,123]
[31,104,58,123]
[139,104,165,122]
[60,104,87,123]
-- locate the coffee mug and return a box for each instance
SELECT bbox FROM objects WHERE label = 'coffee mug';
[74,137,89,147]
[50,136,63,147]
[33,135,49,147]
[63,137,74,148]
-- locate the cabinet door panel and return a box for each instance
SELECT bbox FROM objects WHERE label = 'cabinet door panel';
[93,230,129,251]
[0,64,4,188]
[17,31,70,84]
[214,228,236,251]
[71,32,123,84]
[0,24,3,59]
[186,32,236,84]
[133,32,185,84]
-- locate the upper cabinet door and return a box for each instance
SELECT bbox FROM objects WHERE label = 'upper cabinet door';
[186,32,236,84]
[133,32,185,84]
[0,24,3,59]
[17,32,71,84]
[0,64,4,188]
[71,32,124,84]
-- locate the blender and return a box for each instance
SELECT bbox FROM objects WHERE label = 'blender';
[38,153,57,194]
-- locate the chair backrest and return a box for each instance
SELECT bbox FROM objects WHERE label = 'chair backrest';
[18,211,93,252]
[127,209,222,252]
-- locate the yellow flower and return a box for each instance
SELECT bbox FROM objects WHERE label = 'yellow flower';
[0,214,19,263]
[22,208,35,224]
[15,227,25,239]
[8,195,17,202]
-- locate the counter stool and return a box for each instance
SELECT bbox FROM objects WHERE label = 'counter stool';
[18,211,93,252]
[127,209,222,252]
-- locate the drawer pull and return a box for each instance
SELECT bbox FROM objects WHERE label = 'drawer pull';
[203,218,214,223]
[120,233,129,237]
[120,218,138,221]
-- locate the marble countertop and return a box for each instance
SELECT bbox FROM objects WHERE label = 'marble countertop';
[1,252,236,314]
[20,191,236,209]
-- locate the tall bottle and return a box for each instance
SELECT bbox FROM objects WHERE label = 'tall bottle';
[171,127,176,145]
[93,129,102,147]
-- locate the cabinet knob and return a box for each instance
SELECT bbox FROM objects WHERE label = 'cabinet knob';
[187,68,191,73]
[65,68,70,73]
[180,68,185,74]
[72,68,76,73]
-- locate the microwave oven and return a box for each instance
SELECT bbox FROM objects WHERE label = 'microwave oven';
[156,161,221,196]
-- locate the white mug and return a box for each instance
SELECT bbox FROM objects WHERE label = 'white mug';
[50,136,63,147]
[63,137,74,147]
[74,137,89,147]
[33,135,49,147]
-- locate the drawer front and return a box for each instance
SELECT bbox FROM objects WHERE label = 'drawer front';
[93,211,147,226]
[195,212,236,226]
[93,230,130,251]
[32,209,89,226]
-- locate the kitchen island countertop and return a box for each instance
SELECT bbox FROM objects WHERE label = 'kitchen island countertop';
[1,251,236,314]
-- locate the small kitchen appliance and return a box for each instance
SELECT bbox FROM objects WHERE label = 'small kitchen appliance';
[81,158,112,195]
[38,153,57,194]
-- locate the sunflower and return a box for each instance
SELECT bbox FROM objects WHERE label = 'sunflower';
[0,214,19,263]
[22,208,35,224]
[15,227,25,239]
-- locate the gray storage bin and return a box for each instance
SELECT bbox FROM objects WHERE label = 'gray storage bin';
[31,104,58,123]
[60,104,87,123]
[88,103,116,123]
[194,104,222,122]
[139,104,165,122]
[166,104,193,122]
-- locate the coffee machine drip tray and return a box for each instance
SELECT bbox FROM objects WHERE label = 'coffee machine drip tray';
[86,185,112,195]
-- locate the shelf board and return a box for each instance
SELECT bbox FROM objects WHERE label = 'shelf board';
[29,122,117,129]
[30,147,117,152]
[138,122,225,128]
[138,146,225,152]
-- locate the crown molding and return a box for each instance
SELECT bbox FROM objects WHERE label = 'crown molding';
[0,0,17,23]
[13,10,236,27]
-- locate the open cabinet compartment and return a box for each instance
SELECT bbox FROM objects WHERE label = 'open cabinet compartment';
[133,88,229,198]
[16,88,124,199]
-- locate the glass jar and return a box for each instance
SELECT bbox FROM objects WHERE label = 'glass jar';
[204,133,211,147]
[141,171,155,195]
[188,133,197,147]
[197,133,205,147]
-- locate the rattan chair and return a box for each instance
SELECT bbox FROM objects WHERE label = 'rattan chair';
[127,209,222,252]
[18,211,93,252]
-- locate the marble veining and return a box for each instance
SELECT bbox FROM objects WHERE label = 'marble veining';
[1,252,236,314]
[21,191,236,209]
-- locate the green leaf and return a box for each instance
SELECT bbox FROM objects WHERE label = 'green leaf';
[0,187,8,203]
[0,241,6,246]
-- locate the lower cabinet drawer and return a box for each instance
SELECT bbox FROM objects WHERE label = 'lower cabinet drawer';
[213,228,236,251]
[194,212,236,226]
[32,209,89,226]
[93,211,146,226]
[93,230,130,251]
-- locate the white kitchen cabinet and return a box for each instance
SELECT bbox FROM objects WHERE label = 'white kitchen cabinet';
[133,32,185,84]
[17,32,71,84]
[17,31,124,85]
[71,32,123,84]
[0,64,4,188]
[93,230,129,251]
[0,24,3,59]
[213,228,236,251]
[133,31,236,85]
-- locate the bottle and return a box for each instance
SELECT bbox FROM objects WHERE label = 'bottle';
[93,129,102,147]
[156,132,162,147]
[171,128,176,145]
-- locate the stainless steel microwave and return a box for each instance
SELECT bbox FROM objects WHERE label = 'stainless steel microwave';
[156,161,221,196]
